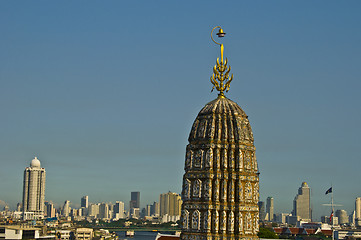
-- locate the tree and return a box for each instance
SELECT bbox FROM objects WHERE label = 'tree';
[258,227,279,239]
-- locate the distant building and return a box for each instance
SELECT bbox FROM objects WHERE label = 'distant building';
[267,197,274,221]
[99,203,109,219]
[81,196,89,208]
[151,201,160,216]
[130,192,140,209]
[275,213,291,224]
[113,201,125,219]
[258,201,266,221]
[62,200,71,217]
[88,203,99,218]
[293,182,311,221]
[350,210,356,226]
[160,192,182,217]
[335,209,348,225]
[130,207,140,219]
[44,201,55,218]
[22,157,46,220]
[355,197,361,226]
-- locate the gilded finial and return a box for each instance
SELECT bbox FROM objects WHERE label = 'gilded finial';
[210,26,233,98]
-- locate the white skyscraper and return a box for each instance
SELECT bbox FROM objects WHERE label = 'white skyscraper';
[355,197,361,226]
[266,197,274,221]
[22,157,46,220]
[293,182,311,221]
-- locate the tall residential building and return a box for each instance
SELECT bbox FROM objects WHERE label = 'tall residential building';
[130,192,140,210]
[62,200,71,217]
[180,27,259,240]
[81,196,89,208]
[293,182,311,221]
[88,203,100,218]
[114,201,125,219]
[355,197,361,226]
[151,201,160,216]
[44,201,55,218]
[258,201,266,222]
[266,197,274,221]
[22,157,46,219]
[160,192,182,216]
[99,203,109,219]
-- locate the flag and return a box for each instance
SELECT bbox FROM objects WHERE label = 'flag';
[329,210,334,223]
[325,187,332,195]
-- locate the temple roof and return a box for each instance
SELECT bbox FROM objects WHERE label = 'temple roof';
[188,96,254,145]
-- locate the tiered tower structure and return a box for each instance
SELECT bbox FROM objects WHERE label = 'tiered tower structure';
[181,27,259,240]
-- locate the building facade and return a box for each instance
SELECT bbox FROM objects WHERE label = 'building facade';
[160,192,182,217]
[81,196,89,208]
[266,197,274,221]
[22,157,46,219]
[355,198,361,226]
[258,202,266,222]
[293,182,311,222]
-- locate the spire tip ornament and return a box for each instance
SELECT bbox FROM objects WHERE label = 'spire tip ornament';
[210,26,233,98]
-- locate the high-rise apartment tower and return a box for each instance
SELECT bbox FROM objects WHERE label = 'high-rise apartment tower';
[160,192,182,216]
[22,157,46,219]
[293,182,311,221]
[266,197,274,221]
[355,197,361,226]
[81,196,89,208]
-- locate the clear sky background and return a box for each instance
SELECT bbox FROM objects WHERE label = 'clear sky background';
[0,1,360,220]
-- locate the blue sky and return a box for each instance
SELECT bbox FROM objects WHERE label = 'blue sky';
[1,1,360,220]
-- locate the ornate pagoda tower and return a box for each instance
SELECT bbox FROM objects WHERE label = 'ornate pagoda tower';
[181,27,259,240]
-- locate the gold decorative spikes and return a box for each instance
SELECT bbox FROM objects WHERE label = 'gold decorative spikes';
[210,57,233,97]
[210,26,233,97]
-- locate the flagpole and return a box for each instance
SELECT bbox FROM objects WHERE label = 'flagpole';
[331,184,334,240]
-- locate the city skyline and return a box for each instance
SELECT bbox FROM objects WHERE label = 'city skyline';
[1,1,361,221]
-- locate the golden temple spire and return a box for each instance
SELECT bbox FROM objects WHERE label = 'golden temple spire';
[210,26,233,98]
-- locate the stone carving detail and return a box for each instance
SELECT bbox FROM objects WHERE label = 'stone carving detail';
[205,148,213,169]
[228,179,235,202]
[213,210,219,233]
[253,182,259,202]
[192,210,201,230]
[246,212,252,232]
[203,179,211,200]
[204,210,211,231]
[220,210,227,231]
[182,210,189,230]
[222,148,228,169]
[237,149,243,170]
[245,151,251,170]
[193,179,202,198]
[183,179,191,200]
[193,150,203,168]
[221,179,227,202]
[238,180,243,202]
[198,119,207,138]
[245,182,252,200]
[238,212,243,233]
[229,149,235,170]
[253,153,258,171]
[185,150,193,170]
[213,179,219,202]
[214,149,220,169]
[228,211,235,233]
[255,214,259,233]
